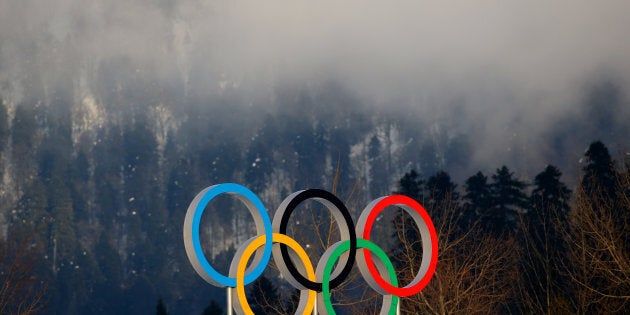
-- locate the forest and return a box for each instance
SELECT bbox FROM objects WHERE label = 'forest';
[0,88,628,314]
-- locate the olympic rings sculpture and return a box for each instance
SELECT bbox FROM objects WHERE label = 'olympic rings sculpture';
[183,183,438,315]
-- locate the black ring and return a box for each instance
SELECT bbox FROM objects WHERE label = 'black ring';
[275,189,357,292]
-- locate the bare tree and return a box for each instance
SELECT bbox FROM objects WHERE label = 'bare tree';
[0,237,46,315]
[562,171,630,314]
[517,208,574,314]
[393,195,518,314]
[249,168,382,314]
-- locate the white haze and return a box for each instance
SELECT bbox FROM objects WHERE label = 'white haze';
[1,0,629,177]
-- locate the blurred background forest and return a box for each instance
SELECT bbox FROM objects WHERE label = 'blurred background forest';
[0,89,628,314]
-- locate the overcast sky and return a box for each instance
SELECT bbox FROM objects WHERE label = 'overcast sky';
[1,0,629,176]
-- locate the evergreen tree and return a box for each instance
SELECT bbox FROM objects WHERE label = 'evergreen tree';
[489,166,528,235]
[462,171,492,230]
[581,141,617,198]
[531,165,571,216]
[425,170,459,212]
[580,140,630,268]
[396,170,423,200]
[521,165,572,312]
[201,300,223,315]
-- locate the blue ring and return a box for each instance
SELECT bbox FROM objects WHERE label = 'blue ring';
[191,183,273,287]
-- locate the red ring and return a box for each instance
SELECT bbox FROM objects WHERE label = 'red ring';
[361,195,438,297]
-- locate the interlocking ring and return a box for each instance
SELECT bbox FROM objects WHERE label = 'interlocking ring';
[316,239,399,315]
[183,183,438,315]
[356,195,438,297]
[273,189,357,292]
[183,183,273,287]
[230,233,316,315]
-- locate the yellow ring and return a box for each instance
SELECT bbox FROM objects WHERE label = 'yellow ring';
[235,233,316,315]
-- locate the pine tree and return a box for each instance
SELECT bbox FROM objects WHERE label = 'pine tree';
[581,141,617,198]
[425,170,459,213]
[462,171,492,230]
[396,170,423,200]
[531,165,571,216]
[489,166,528,235]
[521,165,572,312]
[579,141,628,251]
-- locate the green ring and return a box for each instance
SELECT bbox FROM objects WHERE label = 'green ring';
[322,239,399,314]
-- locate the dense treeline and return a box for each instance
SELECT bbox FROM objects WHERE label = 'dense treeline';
[388,140,629,314]
[0,89,628,314]
[243,141,629,315]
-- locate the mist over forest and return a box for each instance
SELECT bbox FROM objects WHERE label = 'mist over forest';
[2,0,629,175]
[1,1,629,314]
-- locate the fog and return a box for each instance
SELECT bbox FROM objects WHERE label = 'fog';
[1,0,629,177]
